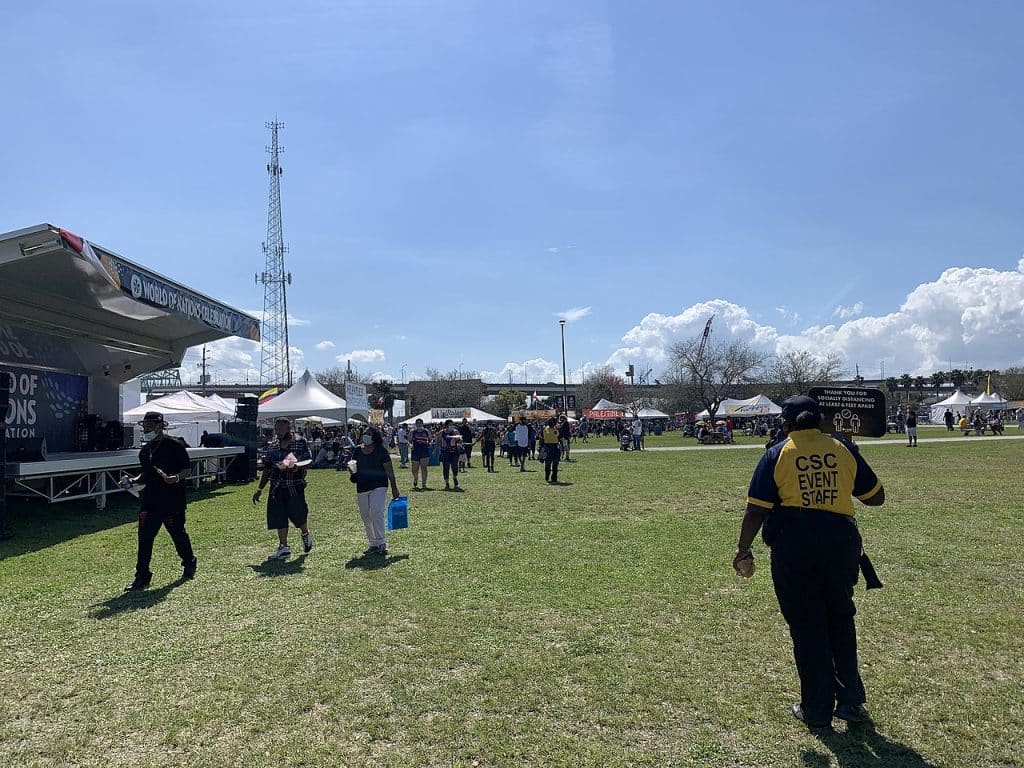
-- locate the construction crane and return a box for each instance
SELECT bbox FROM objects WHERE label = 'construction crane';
[695,314,714,371]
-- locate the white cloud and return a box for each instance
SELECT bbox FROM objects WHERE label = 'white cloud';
[833,302,864,320]
[241,309,311,328]
[337,349,386,365]
[315,340,336,351]
[776,305,801,323]
[180,337,260,386]
[606,259,1024,378]
[555,306,592,323]
[480,358,563,383]
[368,371,394,382]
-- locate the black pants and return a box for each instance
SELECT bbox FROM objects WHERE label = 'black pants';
[769,511,865,725]
[135,506,194,581]
[543,447,560,482]
[441,452,460,484]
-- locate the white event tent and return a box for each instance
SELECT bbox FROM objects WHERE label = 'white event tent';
[970,391,1006,409]
[257,369,347,421]
[635,407,671,419]
[402,407,505,424]
[124,390,235,422]
[698,395,781,419]
[928,389,973,423]
[591,398,626,411]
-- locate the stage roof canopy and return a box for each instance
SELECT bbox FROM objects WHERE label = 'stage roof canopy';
[0,224,260,384]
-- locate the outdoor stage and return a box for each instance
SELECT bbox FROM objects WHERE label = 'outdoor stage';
[5,446,244,508]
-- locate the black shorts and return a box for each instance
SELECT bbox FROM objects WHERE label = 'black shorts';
[266,486,309,530]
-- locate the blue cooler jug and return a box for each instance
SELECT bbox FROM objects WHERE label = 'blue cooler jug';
[387,496,409,530]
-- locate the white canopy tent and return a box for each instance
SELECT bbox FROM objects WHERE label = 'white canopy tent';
[592,398,626,411]
[929,389,973,423]
[206,393,238,416]
[970,391,1007,409]
[401,407,506,425]
[697,395,781,419]
[635,407,670,419]
[257,369,347,421]
[124,390,235,422]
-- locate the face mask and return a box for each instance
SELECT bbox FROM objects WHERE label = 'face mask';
[143,430,157,441]
[361,435,373,445]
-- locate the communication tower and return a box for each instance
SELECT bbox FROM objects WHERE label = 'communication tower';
[256,120,293,387]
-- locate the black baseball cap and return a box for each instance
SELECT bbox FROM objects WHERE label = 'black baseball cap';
[781,395,821,423]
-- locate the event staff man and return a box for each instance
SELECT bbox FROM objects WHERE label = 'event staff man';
[252,417,314,561]
[733,395,885,730]
[125,411,197,591]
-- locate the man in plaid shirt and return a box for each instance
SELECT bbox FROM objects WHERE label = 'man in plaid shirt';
[252,417,314,560]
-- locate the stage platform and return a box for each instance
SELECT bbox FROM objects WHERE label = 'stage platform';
[5,447,245,508]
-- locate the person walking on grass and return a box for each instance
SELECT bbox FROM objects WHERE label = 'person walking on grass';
[124,411,197,591]
[734,395,885,732]
[541,417,562,484]
[905,408,918,447]
[504,425,518,467]
[557,414,572,461]
[409,418,432,491]
[478,423,498,473]
[347,426,401,556]
[439,419,464,491]
[396,423,410,468]
[458,418,475,468]
[252,417,313,561]
[514,416,530,472]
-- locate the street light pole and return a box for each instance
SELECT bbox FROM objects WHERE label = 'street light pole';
[559,319,568,415]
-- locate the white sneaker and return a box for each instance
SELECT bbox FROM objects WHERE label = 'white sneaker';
[269,545,291,561]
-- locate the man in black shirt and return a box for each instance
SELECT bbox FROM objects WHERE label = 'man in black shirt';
[125,411,196,591]
[458,418,475,468]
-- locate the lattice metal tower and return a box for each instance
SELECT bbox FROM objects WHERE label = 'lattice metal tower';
[256,120,293,387]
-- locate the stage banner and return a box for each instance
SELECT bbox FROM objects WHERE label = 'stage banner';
[583,408,624,420]
[3,366,88,452]
[345,382,369,414]
[96,248,260,341]
[430,408,472,420]
[721,403,773,416]
[510,409,556,420]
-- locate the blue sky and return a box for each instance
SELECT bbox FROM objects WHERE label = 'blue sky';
[4,1,1024,386]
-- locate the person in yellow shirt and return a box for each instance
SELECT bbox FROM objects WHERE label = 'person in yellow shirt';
[733,395,885,731]
[541,417,562,484]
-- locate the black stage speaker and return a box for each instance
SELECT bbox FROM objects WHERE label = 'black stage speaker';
[102,420,125,451]
[224,421,259,483]
[5,437,48,462]
[236,395,258,423]
[76,415,100,452]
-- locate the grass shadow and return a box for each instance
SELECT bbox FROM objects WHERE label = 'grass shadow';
[802,718,939,767]
[88,578,188,619]
[0,497,138,560]
[248,553,308,577]
[548,481,574,486]
[344,553,410,571]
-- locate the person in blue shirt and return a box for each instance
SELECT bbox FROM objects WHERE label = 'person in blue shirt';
[733,395,885,731]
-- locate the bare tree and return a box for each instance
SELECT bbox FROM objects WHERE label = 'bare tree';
[315,365,373,396]
[994,367,1024,400]
[667,337,768,421]
[575,365,628,411]
[762,350,845,403]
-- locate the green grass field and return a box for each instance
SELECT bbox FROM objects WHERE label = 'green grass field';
[2,436,1022,767]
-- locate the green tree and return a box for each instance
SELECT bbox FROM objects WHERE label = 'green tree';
[576,366,628,411]
[930,371,946,392]
[488,389,526,418]
[371,379,396,421]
